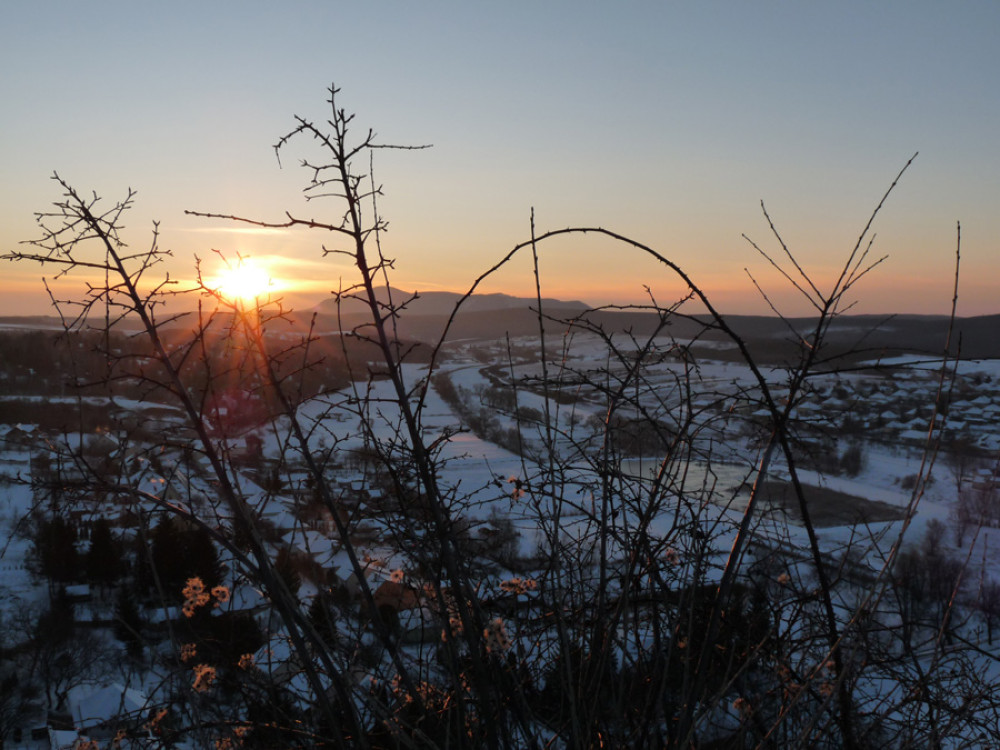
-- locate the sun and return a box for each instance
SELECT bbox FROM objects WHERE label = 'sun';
[212,261,274,303]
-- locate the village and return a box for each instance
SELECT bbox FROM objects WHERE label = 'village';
[2,320,1000,747]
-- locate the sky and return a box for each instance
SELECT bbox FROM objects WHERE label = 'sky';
[1,2,998,318]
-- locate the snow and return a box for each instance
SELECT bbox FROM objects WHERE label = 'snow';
[68,683,148,730]
[3,321,1000,744]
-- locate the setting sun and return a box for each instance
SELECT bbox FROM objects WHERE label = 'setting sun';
[211,261,274,302]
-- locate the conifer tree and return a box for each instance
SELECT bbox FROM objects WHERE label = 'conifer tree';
[85,517,123,586]
[32,515,78,584]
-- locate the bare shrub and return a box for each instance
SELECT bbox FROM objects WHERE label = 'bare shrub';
[3,85,990,749]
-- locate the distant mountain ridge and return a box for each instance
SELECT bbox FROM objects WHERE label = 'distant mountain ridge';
[302,290,1000,360]
[314,287,589,317]
[4,297,998,361]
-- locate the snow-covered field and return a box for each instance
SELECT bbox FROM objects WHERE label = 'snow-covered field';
[2,329,1000,746]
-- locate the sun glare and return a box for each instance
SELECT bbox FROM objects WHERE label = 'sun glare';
[212,262,274,303]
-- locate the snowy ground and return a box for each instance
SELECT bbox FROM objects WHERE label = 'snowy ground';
[2,332,1000,745]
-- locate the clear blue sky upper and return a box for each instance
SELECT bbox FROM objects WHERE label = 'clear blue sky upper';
[2,2,997,316]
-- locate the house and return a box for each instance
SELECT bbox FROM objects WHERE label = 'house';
[2,423,38,447]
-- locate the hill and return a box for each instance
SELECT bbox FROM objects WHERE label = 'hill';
[4,300,998,363]
[313,287,588,318]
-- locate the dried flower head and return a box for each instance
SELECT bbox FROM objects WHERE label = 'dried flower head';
[180,642,197,662]
[439,590,464,642]
[184,577,205,597]
[499,577,538,596]
[192,663,217,693]
[212,585,231,606]
[733,696,752,718]
[182,577,211,616]
[145,707,168,734]
[483,617,512,653]
[506,475,527,499]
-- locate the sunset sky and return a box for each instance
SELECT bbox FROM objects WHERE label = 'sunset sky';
[2,2,998,318]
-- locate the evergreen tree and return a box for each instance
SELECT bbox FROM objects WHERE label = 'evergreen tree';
[85,517,123,586]
[149,515,185,596]
[114,587,145,659]
[33,515,78,583]
[186,525,223,590]
[308,593,338,649]
[148,516,223,600]
[275,546,301,597]
[35,587,74,645]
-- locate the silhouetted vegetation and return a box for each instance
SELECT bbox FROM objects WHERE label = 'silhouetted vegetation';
[2,85,995,750]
